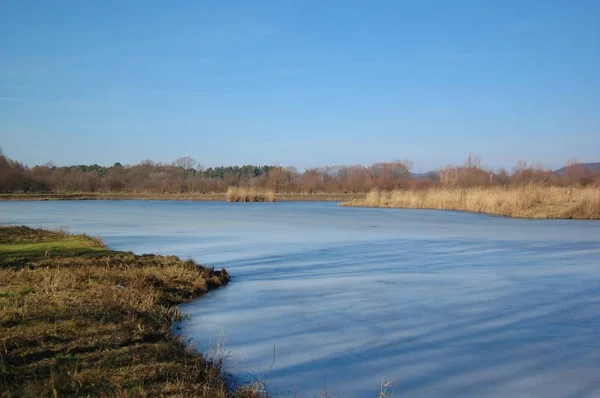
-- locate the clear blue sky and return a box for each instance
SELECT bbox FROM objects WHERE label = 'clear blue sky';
[1,0,599,172]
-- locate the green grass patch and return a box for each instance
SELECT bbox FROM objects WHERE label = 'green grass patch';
[0,238,108,262]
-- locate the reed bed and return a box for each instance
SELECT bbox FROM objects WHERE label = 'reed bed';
[226,186,276,202]
[340,185,600,219]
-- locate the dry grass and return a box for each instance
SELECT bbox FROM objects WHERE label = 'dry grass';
[340,185,600,219]
[226,187,275,202]
[0,226,262,397]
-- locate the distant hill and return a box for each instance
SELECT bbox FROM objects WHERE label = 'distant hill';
[554,162,600,177]
[411,162,600,180]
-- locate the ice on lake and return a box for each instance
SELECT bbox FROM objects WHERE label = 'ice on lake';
[2,200,599,397]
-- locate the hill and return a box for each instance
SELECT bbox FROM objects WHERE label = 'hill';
[554,162,600,177]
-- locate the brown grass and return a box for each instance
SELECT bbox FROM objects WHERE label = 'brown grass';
[340,185,600,219]
[0,226,262,397]
[226,187,276,202]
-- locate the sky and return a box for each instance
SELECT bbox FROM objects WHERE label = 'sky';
[1,0,599,172]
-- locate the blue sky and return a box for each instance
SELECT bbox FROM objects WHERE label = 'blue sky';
[1,0,599,172]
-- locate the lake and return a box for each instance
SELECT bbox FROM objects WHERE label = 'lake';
[1,200,599,397]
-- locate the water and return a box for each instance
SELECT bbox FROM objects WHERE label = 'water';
[1,201,599,397]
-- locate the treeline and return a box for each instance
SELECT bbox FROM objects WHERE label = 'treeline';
[1,151,598,194]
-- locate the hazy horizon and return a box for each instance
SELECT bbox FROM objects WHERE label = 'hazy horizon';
[2,1,599,171]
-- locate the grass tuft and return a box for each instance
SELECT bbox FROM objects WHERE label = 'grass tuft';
[226,187,276,202]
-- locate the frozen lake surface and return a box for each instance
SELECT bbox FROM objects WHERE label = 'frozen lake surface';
[1,200,600,397]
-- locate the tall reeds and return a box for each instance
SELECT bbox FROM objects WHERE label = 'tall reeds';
[340,185,600,219]
[226,186,276,202]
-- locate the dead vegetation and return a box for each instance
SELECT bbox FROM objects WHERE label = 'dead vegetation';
[0,226,262,397]
[340,185,600,219]
[226,187,276,202]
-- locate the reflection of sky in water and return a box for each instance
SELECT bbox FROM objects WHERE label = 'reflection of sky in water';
[2,201,600,397]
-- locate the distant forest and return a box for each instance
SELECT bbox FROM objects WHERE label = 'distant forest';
[1,151,598,194]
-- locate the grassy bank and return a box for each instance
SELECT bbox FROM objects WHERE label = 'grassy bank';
[0,192,362,202]
[0,226,260,397]
[340,185,600,219]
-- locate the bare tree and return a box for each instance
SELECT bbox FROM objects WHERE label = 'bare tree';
[173,157,197,170]
[440,166,459,187]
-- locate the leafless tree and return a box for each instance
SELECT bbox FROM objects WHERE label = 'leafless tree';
[173,157,197,170]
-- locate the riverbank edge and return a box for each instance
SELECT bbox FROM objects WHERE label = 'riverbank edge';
[0,193,362,202]
[339,201,600,220]
[0,226,262,397]
[338,201,563,219]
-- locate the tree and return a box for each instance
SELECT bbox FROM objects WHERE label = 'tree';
[267,168,292,192]
[173,157,197,170]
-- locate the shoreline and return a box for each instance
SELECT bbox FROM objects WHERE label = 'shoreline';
[0,192,362,202]
[338,201,599,220]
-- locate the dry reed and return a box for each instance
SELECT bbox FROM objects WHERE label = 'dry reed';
[340,185,600,219]
[226,186,276,202]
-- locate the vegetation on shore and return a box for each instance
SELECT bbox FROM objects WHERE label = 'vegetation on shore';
[341,185,600,219]
[226,187,275,202]
[0,226,261,397]
[2,151,599,197]
[2,150,600,217]
[0,192,362,202]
